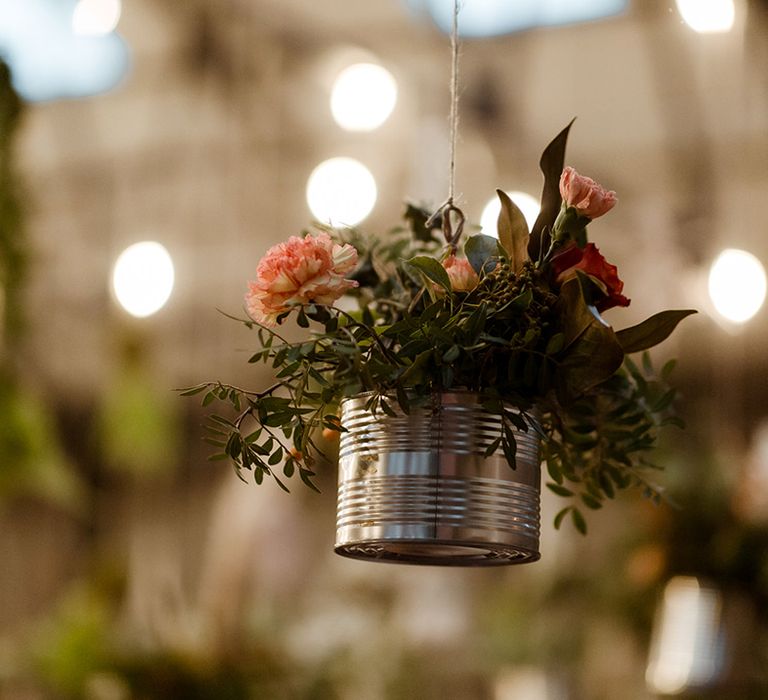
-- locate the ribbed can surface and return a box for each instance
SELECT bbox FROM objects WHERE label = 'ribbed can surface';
[335,392,541,566]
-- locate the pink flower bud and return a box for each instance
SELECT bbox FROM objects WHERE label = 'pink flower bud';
[559,167,617,220]
[442,255,479,292]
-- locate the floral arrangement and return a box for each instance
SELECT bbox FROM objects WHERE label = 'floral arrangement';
[186,123,695,532]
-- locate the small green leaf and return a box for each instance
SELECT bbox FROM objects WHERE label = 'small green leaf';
[554,507,571,530]
[180,385,208,396]
[545,333,565,355]
[442,345,460,363]
[380,397,398,418]
[571,507,588,534]
[581,493,603,510]
[404,255,451,291]
[547,483,574,497]
[484,437,501,457]
[661,358,677,380]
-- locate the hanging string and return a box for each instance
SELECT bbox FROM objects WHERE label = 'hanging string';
[426,0,465,254]
[447,0,460,205]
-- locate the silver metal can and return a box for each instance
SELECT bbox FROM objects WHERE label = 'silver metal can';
[334,391,541,566]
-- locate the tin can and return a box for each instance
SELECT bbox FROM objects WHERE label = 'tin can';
[334,392,541,566]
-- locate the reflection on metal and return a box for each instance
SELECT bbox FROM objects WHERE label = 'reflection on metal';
[334,392,541,566]
[646,577,726,695]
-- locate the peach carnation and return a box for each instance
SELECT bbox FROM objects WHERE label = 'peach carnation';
[559,166,617,220]
[245,232,358,325]
[443,255,479,292]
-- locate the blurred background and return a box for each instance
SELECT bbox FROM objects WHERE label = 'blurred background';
[1,0,767,698]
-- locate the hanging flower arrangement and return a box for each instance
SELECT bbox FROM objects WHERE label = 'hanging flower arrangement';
[185,122,695,540]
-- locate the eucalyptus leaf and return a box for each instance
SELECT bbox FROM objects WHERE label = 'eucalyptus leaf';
[465,234,502,276]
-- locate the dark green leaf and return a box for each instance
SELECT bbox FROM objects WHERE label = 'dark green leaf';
[616,309,697,354]
[404,202,440,242]
[651,388,677,413]
[661,358,677,380]
[380,397,398,418]
[180,385,208,396]
[554,507,571,530]
[554,279,625,401]
[299,467,321,493]
[581,493,603,510]
[442,345,461,363]
[571,507,588,534]
[529,119,575,260]
[404,255,451,291]
[545,333,565,355]
[484,437,501,457]
[502,423,517,467]
[547,483,574,497]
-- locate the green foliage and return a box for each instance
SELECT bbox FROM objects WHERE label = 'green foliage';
[0,59,27,345]
[189,124,696,533]
[544,352,682,534]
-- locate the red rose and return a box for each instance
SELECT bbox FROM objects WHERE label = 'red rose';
[550,243,630,312]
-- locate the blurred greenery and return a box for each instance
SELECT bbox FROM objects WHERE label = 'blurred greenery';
[0,59,82,511]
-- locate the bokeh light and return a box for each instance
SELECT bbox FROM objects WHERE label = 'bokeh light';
[72,0,122,36]
[112,242,175,318]
[306,157,377,226]
[708,248,766,323]
[0,0,130,101]
[675,0,735,33]
[646,577,725,695]
[479,191,540,238]
[330,63,398,131]
[408,0,629,38]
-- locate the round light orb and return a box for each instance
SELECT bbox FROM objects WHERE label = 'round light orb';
[675,0,734,33]
[112,241,175,318]
[330,63,397,131]
[479,191,540,238]
[708,248,766,323]
[306,157,377,226]
[72,0,122,36]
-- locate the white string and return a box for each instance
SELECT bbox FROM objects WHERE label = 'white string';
[447,0,460,204]
[425,0,464,247]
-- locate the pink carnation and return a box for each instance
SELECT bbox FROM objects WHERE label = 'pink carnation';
[245,232,358,325]
[559,166,617,219]
[443,255,479,292]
